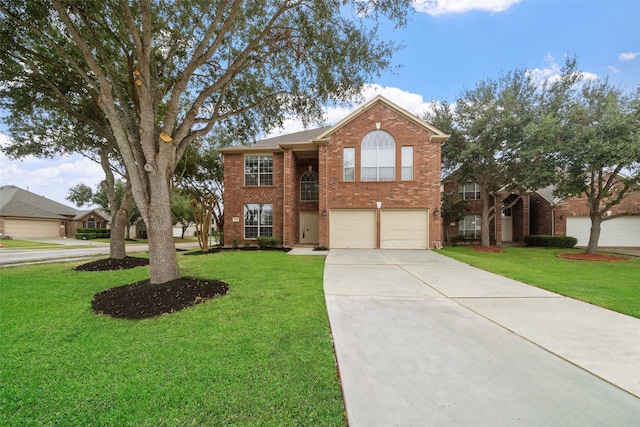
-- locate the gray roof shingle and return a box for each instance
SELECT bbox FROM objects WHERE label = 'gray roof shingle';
[0,185,81,219]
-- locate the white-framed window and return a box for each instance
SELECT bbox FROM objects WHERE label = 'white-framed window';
[361,130,395,181]
[244,155,273,186]
[401,146,413,181]
[459,183,481,200]
[300,171,319,201]
[244,204,273,239]
[344,147,355,182]
[87,218,96,228]
[459,215,481,239]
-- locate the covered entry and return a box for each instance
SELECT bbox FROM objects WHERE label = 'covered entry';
[381,209,429,249]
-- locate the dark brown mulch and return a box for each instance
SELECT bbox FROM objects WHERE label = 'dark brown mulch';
[557,252,630,262]
[75,256,149,271]
[92,278,228,320]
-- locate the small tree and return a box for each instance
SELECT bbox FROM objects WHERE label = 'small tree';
[171,191,195,239]
[191,194,215,252]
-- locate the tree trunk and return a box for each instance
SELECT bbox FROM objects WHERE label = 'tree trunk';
[146,175,180,284]
[586,214,602,254]
[109,209,128,259]
[481,195,492,248]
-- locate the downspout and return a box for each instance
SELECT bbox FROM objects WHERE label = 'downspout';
[551,206,555,236]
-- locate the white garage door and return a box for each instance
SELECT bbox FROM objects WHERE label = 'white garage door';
[381,209,429,249]
[567,216,640,247]
[5,218,59,239]
[330,209,376,248]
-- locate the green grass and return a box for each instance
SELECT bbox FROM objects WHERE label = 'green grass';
[0,252,345,426]
[441,246,640,319]
[0,239,64,248]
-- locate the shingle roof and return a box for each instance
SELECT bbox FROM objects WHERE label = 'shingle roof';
[0,185,80,219]
[535,185,562,205]
[220,126,333,152]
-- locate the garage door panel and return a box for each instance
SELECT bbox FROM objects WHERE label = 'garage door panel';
[5,218,59,239]
[381,210,429,249]
[330,210,376,248]
[567,216,640,247]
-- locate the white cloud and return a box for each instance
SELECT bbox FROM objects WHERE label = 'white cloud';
[618,52,639,61]
[0,132,104,208]
[413,0,520,16]
[607,65,621,74]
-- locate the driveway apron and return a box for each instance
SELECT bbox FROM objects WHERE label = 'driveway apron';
[324,249,640,426]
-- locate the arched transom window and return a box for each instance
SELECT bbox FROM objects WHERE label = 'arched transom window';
[361,130,395,181]
[300,171,319,201]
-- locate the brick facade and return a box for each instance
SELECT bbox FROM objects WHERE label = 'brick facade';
[221,96,446,249]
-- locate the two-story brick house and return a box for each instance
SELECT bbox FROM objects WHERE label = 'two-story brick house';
[220,96,449,249]
[441,179,531,245]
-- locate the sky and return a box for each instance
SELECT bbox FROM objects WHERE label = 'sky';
[1,0,639,208]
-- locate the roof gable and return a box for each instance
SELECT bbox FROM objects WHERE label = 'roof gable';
[314,95,449,142]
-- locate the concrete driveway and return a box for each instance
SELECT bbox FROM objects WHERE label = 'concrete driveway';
[324,249,640,426]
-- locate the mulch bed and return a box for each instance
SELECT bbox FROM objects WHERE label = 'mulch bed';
[92,278,229,320]
[557,252,630,262]
[75,256,149,271]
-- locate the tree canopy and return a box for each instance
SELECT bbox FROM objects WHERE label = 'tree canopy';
[1,0,413,283]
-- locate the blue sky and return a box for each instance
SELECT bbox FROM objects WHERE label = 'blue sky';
[1,0,639,207]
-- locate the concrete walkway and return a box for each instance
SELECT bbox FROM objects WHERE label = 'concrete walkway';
[324,249,640,426]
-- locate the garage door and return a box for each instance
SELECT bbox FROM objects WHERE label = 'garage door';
[5,218,59,239]
[381,209,429,249]
[330,209,376,248]
[566,216,640,247]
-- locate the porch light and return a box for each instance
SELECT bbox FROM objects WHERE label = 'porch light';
[322,210,327,217]
[434,209,440,217]
[376,201,382,209]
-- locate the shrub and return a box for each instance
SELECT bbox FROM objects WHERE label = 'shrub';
[525,235,577,248]
[76,228,110,238]
[257,236,281,248]
[75,233,98,240]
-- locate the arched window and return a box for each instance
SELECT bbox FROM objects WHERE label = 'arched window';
[300,171,319,201]
[87,217,96,228]
[361,130,395,181]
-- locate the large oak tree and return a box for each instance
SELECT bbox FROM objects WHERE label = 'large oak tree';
[1,0,412,283]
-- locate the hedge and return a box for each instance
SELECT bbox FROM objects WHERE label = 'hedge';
[525,235,578,248]
[75,228,110,240]
[257,236,282,248]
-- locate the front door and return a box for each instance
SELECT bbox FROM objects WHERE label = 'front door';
[299,211,319,244]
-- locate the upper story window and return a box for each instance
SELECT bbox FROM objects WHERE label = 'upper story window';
[244,155,273,186]
[300,171,319,201]
[343,147,355,182]
[459,183,481,200]
[361,130,395,181]
[401,146,413,181]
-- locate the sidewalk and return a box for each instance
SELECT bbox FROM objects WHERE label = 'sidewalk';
[324,249,640,426]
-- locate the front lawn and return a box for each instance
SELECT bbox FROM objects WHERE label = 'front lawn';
[441,247,640,319]
[0,251,345,426]
[0,239,64,248]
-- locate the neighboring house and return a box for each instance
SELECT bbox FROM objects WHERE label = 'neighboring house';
[219,96,449,249]
[442,178,640,247]
[441,179,531,245]
[0,185,110,239]
[531,186,640,247]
